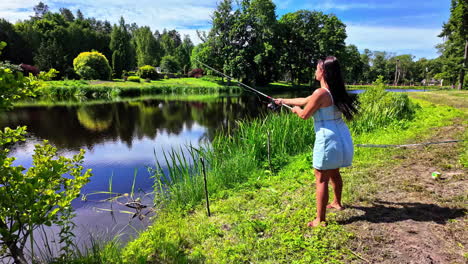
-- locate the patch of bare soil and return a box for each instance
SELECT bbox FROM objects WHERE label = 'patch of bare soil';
[342,120,467,264]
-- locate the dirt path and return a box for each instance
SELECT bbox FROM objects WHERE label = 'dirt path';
[342,93,467,264]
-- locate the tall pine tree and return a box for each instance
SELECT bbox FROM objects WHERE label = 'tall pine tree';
[110,17,133,77]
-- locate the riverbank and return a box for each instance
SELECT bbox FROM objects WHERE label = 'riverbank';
[68,90,466,263]
[37,78,240,100]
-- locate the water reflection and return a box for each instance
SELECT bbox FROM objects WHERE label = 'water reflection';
[0,96,269,151]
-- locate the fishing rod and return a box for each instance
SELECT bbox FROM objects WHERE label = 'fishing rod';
[195,59,292,110]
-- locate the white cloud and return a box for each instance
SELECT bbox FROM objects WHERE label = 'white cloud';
[346,24,442,58]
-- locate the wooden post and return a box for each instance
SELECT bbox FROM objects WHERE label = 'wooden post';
[200,158,211,217]
[267,130,272,172]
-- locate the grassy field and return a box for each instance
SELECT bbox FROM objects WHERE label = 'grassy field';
[54,91,467,264]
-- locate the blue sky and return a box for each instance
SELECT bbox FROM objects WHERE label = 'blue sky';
[0,0,451,59]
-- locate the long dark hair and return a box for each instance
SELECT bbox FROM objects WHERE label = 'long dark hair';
[318,56,358,120]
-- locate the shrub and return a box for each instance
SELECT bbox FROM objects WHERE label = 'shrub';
[0,61,22,72]
[137,65,159,80]
[38,68,59,81]
[127,76,141,82]
[160,55,180,73]
[73,51,112,80]
[0,42,91,262]
[188,68,204,78]
[351,76,418,133]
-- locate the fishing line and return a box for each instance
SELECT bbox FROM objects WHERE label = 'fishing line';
[195,59,292,110]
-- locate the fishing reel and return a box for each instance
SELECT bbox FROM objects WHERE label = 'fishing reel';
[267,99,282,111]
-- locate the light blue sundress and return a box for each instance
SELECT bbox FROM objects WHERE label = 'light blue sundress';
[312,88,354,170]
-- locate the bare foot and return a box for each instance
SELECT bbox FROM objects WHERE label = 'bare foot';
[326,203,345,211]
[307,218,327,228]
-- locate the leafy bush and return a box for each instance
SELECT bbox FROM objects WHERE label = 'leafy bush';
[127,76,141,82]
[351,76,418,133]
[38,68,59,81]
[160,55,180,73]
[0,61,22,72]
[137,65,159,80]
[0,43,92,262]
[73,51,112,80]
[188,68,204,78]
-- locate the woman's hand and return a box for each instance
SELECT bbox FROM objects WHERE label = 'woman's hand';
[274,98,283,105]
[292,106,301,114]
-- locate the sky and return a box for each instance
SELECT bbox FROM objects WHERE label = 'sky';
[0,0,452,59]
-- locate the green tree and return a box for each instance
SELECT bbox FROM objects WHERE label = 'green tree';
[360,49,372,84]
[76,9,84,20]
[175,35,194,74]
[133,26,160,67]
[160,55,180,73]
[278,10,347,85]
[222,0,279,85]
[205,0,235,79]
[32,2,49,19]
[160,29,179,56]
[342,45,363,84]
[59,8,75,22]
[369,51,389,82]
[110,17,133,77]
[438,0,468,89]
[386,54,416,85]
[0,19,32,64]
[34,38,66,71]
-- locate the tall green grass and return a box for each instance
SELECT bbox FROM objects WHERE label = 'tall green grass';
[152,113,315,209]
[350,78,419,133]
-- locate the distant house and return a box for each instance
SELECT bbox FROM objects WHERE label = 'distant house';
[421,78,442,86]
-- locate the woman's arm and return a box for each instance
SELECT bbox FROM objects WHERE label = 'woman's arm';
[292,90,324,120]
[275,96,312,107]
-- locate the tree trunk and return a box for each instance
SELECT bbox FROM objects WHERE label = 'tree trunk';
[458,40,468,90]
[0,220,28,264]
[7,242,28,264]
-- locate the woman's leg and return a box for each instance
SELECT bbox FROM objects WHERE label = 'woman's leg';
[328,168,344,210]
[309,168,330,226]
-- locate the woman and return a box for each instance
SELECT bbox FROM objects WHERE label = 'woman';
[275,56,357,227]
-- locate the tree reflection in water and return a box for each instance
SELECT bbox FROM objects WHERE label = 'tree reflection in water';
[0,95,268,150]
